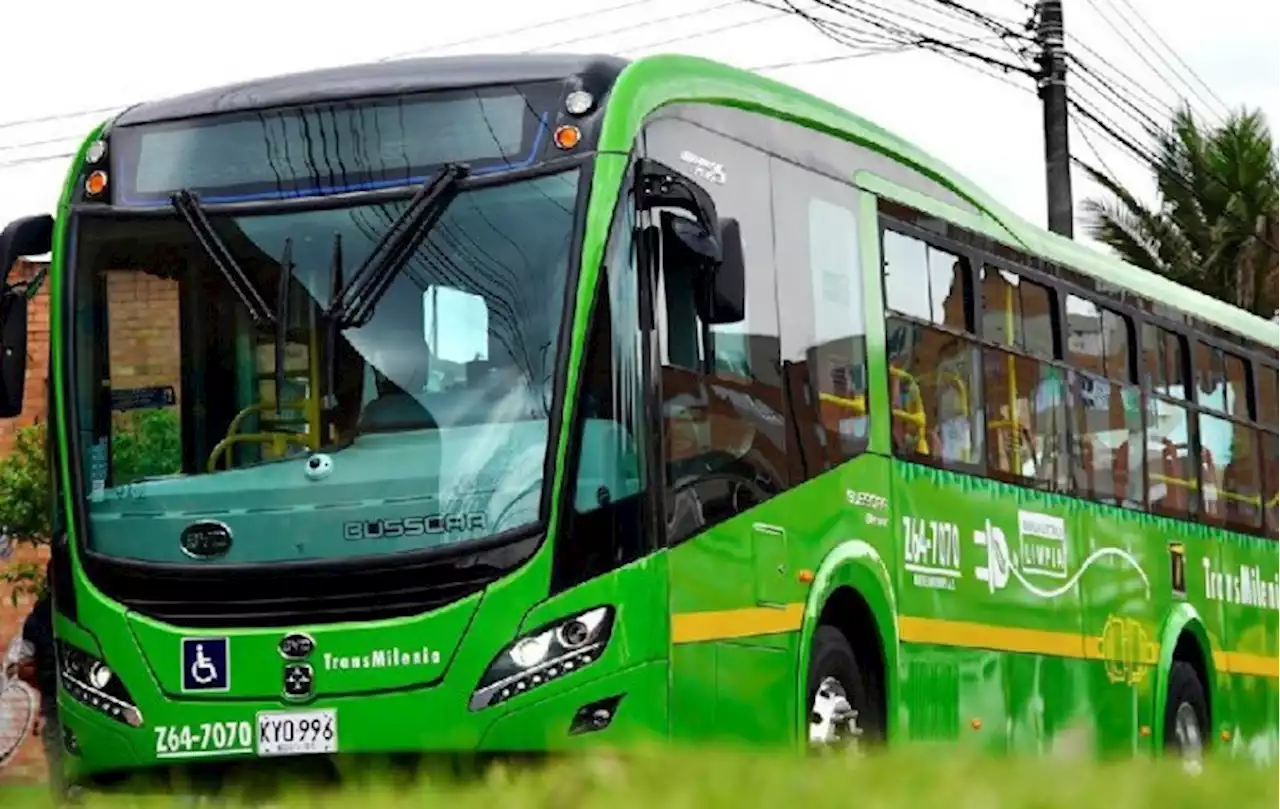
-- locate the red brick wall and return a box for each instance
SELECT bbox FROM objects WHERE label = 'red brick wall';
[1,260,51,783]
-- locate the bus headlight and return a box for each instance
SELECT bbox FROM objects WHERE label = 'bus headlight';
[57,641,143,727]
[470,606,614,711]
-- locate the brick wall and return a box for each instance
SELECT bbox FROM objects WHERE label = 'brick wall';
[1,262,179,783]
[1,260,51,783]
[105,270,181,399]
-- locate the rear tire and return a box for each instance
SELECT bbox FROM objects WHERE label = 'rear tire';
[1163,660,1208,774]
[805,625,881,750]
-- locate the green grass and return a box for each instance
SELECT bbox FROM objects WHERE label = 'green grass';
[1,746,1276,809]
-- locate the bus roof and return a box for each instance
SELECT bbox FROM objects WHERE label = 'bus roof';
[605,54,1278,351]
[111,53,629,127]
[103,51,1275,350]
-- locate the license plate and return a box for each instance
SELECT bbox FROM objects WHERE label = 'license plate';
[255,709,338,757]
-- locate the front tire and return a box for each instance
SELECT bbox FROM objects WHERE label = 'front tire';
[806,625,879,750]
[1164,660,1209,774]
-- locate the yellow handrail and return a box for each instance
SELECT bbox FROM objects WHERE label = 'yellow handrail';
[207,398,317,471]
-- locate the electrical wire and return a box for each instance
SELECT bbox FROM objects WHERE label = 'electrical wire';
[379,0,654,60]
[1079,0,1220,126]
[524,0,744,53]
[1093,0,1229,118]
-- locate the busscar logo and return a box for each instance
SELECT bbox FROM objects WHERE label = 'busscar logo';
[344,512,486,540]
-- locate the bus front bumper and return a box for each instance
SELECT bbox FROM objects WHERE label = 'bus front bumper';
[57,659,666,786]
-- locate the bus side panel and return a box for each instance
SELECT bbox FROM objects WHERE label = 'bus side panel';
[1075,500,1166,757]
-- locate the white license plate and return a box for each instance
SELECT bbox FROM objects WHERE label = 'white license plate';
[255,709,338,757]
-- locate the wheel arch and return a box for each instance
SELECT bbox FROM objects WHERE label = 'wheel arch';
[1153,601,1216,752]
[796,539,898,744]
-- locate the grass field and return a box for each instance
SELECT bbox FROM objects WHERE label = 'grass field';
[1,746,1276,809]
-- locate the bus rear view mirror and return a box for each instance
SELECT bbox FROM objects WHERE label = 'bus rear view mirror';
[0,286,28,418]
[701,217,744,325]
[0,214,48,418]
[0,215,54,286]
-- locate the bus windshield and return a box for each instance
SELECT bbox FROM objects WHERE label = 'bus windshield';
[71,168,580,565]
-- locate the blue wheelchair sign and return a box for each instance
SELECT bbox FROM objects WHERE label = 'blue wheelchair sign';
[181,637,230,692]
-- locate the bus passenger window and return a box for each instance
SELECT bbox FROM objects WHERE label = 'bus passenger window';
[1141,325,1197,518]
[885,319,982,468]
[982,347,1068,490]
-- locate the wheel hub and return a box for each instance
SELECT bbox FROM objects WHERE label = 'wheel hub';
[1173,702,1204,775]
[808,676,862,747]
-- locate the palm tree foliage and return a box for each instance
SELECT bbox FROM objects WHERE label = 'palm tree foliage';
[1081,106,1278,318]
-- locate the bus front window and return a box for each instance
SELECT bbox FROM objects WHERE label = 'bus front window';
[72,169,580,565]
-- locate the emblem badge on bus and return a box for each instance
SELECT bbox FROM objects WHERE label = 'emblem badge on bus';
[179,520,233,560]
[283,663,315,701]
[279,633,316,660]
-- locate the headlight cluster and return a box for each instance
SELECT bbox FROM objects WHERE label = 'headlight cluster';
[57,641,143,727]
[470,606,614,711]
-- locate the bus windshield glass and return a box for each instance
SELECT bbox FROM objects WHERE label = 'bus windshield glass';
[71,167,581,565]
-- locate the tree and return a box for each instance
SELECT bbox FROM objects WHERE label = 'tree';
[1081,106,1279,319]
[0,409,181,603]
[0,422,51,603]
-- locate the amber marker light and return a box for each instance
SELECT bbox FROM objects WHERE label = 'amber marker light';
[553,125,582,150]
[85,170,109,196]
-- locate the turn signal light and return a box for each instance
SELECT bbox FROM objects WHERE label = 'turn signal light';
[85,170,108,196]
[553,125,582,151]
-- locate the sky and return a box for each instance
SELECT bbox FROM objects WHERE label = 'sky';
[1,0,1276,257]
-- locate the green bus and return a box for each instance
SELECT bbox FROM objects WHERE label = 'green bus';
[0,52,1275,789]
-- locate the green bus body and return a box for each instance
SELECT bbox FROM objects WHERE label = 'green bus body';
[23,53,1277,785]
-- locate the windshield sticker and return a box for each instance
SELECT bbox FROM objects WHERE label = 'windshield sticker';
[323,645,442,672]
[343,513,486,540]
[679,150,727,185]
[110,385,176,413]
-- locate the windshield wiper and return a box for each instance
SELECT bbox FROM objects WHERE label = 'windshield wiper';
[327,162,469,329]
[170,189,275,327]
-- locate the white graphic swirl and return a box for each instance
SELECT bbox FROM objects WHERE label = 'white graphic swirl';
[1010,546,1150,599]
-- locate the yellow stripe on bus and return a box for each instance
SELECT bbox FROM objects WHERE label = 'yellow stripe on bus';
[898,615,1086,658]
[671,604,805,644]
[669,606,1279,679]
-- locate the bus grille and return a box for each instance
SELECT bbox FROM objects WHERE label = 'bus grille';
[83,535,539,628]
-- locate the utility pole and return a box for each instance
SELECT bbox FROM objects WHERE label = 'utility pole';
[1035,0,1073,238]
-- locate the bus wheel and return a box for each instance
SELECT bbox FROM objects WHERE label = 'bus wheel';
[806,625,870,750]
[1164,660,1208,775]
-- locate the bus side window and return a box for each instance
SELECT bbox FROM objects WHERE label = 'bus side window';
[644,126,786,547]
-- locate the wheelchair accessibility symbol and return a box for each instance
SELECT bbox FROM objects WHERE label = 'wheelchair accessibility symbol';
[181,637,230,692]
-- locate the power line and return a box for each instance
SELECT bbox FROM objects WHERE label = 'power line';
[379,0,655,60]
[619,4,795,55]
[1102,0,1229,116]
[0,152,75,170]
[525,0,744,53]
[1079,0,1219,126]
[0,105,125,132]
[749,29,1003,71]
[1092,0,1228,118]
